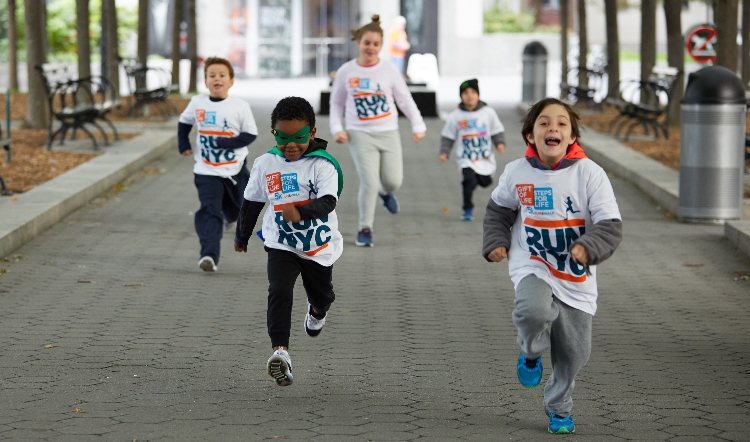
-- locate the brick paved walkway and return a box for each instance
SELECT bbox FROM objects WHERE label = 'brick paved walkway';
[0,106,748,441]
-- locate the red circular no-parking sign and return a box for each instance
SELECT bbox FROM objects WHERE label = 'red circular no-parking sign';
[685,23,717,64]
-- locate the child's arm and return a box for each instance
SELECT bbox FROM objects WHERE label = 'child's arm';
[178,122,193,156]
[492,132,506,154]
[439,136,454,162]
[571,219,622,265]
[284,160,340,222]
[329,67,348,142]
[234,199,265,253]
[482,199,517,262]
[215,133,257,149]
[490,109,506,154]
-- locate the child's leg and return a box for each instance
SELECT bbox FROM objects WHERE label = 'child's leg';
[543,300,592,417]
[512,274,559,359]
[222,166,251,223]
[476,173,493,188]
[348,130,382,230]
[299,260,335,314]
[461,168,479,210]
[266,248,301,349]
[377,130,403,194]
[194,174,225,263]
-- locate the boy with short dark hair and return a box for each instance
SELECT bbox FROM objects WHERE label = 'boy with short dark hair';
[440,79,506,221]
[235,96,343,387]
[178,56,258,272]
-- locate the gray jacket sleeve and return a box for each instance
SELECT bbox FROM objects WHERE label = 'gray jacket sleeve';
[482,199,518,261]
[491,132,505,146]
[573,219,623,266]
[439,136,455,157]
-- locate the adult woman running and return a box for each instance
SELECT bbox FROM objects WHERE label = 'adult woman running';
[329,15,426,247]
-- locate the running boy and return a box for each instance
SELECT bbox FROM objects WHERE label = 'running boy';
[440,79,505,221]
[178,57,258,272]
[483,98,623,434]
[234,97,343,387]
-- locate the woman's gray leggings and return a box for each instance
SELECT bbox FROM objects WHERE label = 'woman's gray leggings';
[513,274,592,417]
[347,130,403,231]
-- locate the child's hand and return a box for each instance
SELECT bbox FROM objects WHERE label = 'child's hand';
[488,246,507,262]
[182,149,193,156]
[571,244,589,265]
[334,131,348,143]
[412,132,425,144]
[495,143,505,154]
[282,205,301,222]
[439,153,448,162]
[234,242,247,253]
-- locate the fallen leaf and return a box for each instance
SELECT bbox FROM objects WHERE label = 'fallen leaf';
[122,283,143,287]
[77,280,94,284]
[0,268,7,274]
[44,344,54,348]
[12,254,23,260]
[10,196,17,201]
[682,263,704,267]
[443,207,449,214]
[75,408,86,413]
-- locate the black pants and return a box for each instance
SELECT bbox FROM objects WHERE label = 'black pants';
[193,166,250,264]
[266,247,335,348]
[462,167,493,210]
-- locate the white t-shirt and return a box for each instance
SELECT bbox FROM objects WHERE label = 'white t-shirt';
[179,95,258,177]
[491,158,621,315]
[329,59,427,134]
[244,153,343,267]
[441,106,505,176]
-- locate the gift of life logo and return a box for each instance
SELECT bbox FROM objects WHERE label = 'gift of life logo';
[458,119,491,161]
[196,109,216,124]
[349,77,391,121]
[266,172,300,200]
[516,184,554,213]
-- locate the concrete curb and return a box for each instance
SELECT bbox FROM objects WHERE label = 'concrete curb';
[0,130,177,258]
[515,103,750,260]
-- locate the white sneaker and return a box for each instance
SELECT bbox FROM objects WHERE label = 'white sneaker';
[198,256,217,272]
[267,348,293,386]
[304,303,326,337]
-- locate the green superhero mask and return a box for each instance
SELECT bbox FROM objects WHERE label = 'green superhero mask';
[272,126,311,145]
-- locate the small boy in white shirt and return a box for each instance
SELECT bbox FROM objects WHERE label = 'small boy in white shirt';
[178,57,258,272]
[439,79,505,221]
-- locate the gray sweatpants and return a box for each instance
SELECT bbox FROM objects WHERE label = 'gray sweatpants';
[513,274,592,417]
[347,130,403,230]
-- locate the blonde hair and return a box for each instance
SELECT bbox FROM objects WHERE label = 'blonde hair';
[350,15,383,41]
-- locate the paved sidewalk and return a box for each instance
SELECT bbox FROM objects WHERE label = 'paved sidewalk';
[0,106,749,441]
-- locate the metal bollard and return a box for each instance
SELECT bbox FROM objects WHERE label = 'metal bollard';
[522,41,548,103]
[679,66,747,223]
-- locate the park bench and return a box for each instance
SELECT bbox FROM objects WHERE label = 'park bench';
[604,67,682,141]
[122,61,178,117]
[1,90,11,195]
[36,64,121,150]
[560,63,607,109]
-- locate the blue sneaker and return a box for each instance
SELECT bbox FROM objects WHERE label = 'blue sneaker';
[462,208,474,221]
[517,353,543,388]
[355,229,373,247]
[380,192,399,214]
[547,411,575,434]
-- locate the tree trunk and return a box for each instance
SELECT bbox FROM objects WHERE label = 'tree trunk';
[560,0,568,92]
[76,0,91,79]
[640,0,656,102]
[171,0,183,90]
[23,0,49,129]
[714,0,739,71]
[7,0,19,91]
[137,0,149,88]
[664,0,684,125]
[743,0,750,85]
[187,0,197,93]
[104,0,120,97]
[604,0,619,98]
[577,0,587,89]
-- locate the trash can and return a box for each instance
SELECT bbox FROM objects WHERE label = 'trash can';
[679,66,747,223]
[522,42,548,103]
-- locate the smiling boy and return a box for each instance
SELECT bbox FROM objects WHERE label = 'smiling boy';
[234,97,343,387]
[178,57,258,272]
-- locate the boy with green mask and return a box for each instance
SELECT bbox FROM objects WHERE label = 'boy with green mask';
[234,97,343,387]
